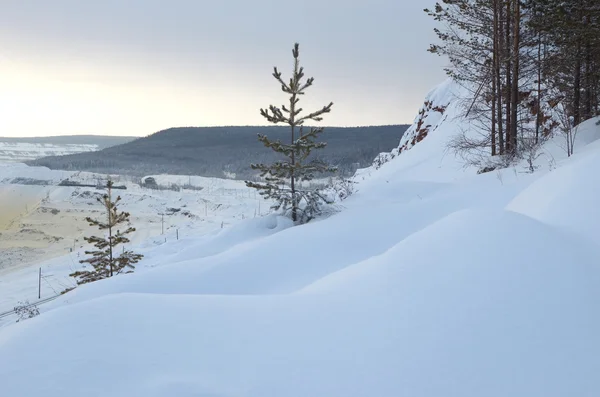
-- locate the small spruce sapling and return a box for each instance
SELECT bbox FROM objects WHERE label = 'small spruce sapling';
[246,43,337,224]
[70,180,143,285]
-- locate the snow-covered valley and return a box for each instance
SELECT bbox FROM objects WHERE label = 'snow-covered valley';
[0,80,599,397]
[0,141,98,162]
[0,165,272,317]
[0,136,135,163]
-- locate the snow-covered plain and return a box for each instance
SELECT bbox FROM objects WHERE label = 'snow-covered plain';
[0,80,599,397]
[0,166,272,315]
[0,141,98,162]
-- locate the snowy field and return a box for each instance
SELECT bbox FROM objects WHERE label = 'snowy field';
[0,165,272,315]
[0,80,599,396]
[0,141,98,162]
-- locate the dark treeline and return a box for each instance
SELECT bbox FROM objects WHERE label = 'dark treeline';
[426,0,600,161]
[29,125,409,179]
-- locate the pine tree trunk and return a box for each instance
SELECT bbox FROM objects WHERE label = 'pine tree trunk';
[573,59,582,126]
[289,58,299,223]
[107,183,114,277]
[510,0,520,153]
[592,54,599,116]
[109,224,113,277]
[491,0,498,156]
[290,122,297,222]
[497,0,505,155]
[573,41,582,126]
[583,32,592,120]
[491,82,497,156]
[505,0,512,153]
[536,31,542,144]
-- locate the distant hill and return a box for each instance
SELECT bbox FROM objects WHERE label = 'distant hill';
[0,135,136,149]
[0,135,137,163]
[28,125,409,179]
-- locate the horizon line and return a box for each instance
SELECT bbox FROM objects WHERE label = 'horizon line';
[1,123,412,140]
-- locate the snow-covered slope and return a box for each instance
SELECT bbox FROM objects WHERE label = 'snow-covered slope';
[507,117,600,246]
[0,142,98,162]
[0,81,599,397]
[357,78,468,183]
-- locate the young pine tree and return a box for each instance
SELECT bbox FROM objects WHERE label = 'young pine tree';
[246,43,337,224]
[70,180,143,285]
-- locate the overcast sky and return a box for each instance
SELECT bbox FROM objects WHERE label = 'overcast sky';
[0,0,447,137]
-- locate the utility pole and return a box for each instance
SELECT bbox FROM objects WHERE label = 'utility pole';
[161,214,164,235]
[38,268,41,299]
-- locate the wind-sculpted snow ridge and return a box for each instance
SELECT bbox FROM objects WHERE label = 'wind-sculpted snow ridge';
[0,206,598,397]
[507,116,600,245]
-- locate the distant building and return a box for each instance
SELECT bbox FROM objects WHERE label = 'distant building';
[142,177,158,188]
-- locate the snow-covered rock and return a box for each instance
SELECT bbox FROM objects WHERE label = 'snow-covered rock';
[397,78,456,154]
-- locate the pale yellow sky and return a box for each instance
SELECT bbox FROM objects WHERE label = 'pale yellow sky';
[0,0,447,138]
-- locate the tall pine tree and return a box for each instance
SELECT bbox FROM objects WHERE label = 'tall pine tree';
[425,0,503,156]
[70,180,143,285]
[246,43,336,224]
[528,0,600,124]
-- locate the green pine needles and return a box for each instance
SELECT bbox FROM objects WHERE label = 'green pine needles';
[246,43,337,224]
[70,180,143,285]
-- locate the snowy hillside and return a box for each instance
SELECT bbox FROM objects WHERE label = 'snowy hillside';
[0,80,599,397]
[0,141,98,162]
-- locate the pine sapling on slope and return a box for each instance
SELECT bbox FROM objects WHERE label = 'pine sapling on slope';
[246,43,337,224]
[70,180,143,285]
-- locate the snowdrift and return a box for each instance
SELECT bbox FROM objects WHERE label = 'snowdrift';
[507,116,600,245]
[1,208,599,397]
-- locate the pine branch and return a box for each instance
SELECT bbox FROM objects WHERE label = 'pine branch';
[297,102,334,123]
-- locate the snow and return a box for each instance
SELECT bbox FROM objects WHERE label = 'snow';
[0,81,599,397]
[0,141,97,162]
[507,117,600,246]
[0,166,273,313]
[356,78,470,184]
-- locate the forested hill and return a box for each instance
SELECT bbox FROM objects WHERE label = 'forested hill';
[29,125,409,179]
